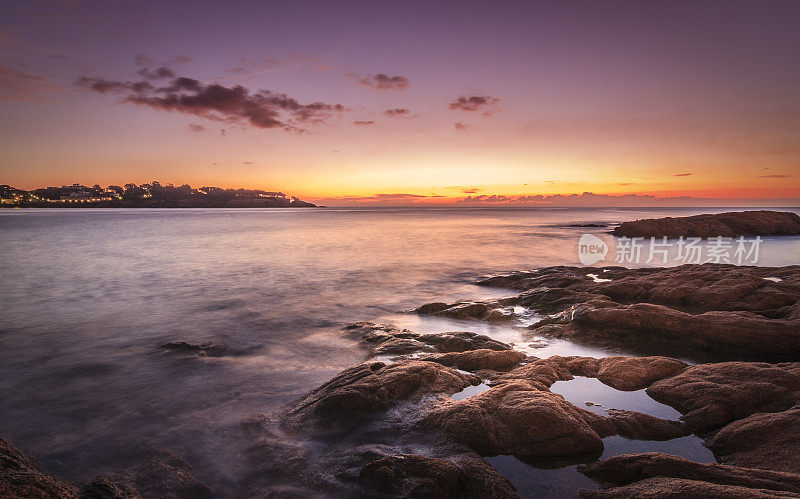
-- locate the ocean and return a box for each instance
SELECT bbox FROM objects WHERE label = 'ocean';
[1,206,798,495]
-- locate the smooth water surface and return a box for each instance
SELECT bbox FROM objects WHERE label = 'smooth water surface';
[1,207,797,491]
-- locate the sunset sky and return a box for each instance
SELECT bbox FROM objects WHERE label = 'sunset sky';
[1,0,798,206]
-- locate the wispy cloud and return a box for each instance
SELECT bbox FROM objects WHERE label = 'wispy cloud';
[672,172,693,177]
[0,63,60,102]
[353,120,375,126]
[345,72,410,91]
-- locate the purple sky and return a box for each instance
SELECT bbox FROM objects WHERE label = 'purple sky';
[1,0,799,205]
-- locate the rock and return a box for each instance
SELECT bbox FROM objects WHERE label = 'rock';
[417,332,511,352]
[0,439,79,498]
[280,361,479,434]
[159,341,226,357]
[470,264,800,361]
[708,404,800,473]
[569,303,800,360]
[595,356,687,391]
[94,450,210,499]
[358,453,519,498]
[413,301,513,323]
[646,362,800,432]
[606,410,692,441]
[611,210,800,238]
[78,477,138,498]
[580,476,800,498]
[422,349,526,372]
[343,323,512,358]
[425,380,614,458]
[578,452,800,497]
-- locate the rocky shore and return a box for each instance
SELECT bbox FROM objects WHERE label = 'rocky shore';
[611,210,800,238]
[3,262,799,497]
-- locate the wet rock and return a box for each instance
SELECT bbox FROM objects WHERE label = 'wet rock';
[413,301,513,323]
[0,439,79,498]
[708,404,800,473]
[422,349,526,372]
[358,453,519,498]
[581,476,800,498]
[343,323,512,358]
[79,477,138,498]
[159,341,226,357]
[425,380,613,458]
[594,356,687,391]
[611,210,800,238]
[471,264,800,361]
[606,410,692,441]
[280,361,479,434]
[578,452,800,497]
[94,450,210,499]
[646,362,800,432]
[417,332,511,353]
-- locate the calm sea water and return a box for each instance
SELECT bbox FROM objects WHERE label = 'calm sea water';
[1,207,798,495]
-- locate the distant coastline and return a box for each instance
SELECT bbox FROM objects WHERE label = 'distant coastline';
[0,182,317,208]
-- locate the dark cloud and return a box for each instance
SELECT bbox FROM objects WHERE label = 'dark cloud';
[76,70,347,131]
[186,123,205,132]
[384,108,409,117]
[757,174,794,178]
[353,120,375,126]
[454,121,466,131]
[346,72,410,91]
[448,95,499,114]
[672,172,693,176]
[461,188,480,194]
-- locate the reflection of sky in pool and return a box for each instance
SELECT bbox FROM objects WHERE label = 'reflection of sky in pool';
[550,376,682,420]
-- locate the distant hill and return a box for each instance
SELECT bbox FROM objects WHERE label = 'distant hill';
[0,182,316,208]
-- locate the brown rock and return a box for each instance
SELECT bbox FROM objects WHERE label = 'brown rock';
[358,454,519,498]
[281,361,479,434]
[94,450,210,499]
[581,476,800,498]
[595,356,687,391]
[0,439,79,498]
[425,380,612,458]
[611,210,800,238]
[579,452,800,498]
[708,404,800,474]
[417,331,512,352]
[646,362,800,431]
[423,349,526,372]
[606,410,692,441]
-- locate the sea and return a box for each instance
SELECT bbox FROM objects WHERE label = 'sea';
[1,207,798,496]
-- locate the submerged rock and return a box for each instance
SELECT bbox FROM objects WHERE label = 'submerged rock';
[611,210,800,238]
[159,341,226,357]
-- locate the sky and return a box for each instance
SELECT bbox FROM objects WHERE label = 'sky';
[0,0,799,206]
